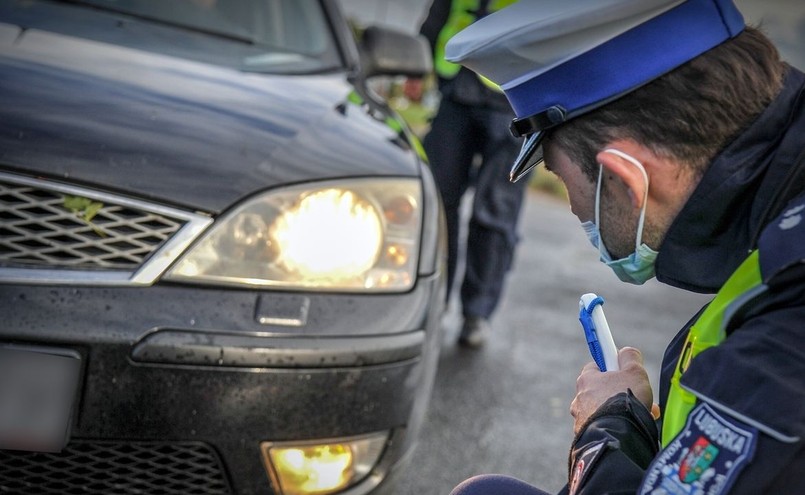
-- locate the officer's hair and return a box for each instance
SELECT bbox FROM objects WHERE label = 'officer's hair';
[549,26,786,182]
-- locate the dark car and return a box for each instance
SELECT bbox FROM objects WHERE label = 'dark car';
[0,1,446,494]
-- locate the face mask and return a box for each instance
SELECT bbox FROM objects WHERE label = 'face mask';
[584,149,658,285]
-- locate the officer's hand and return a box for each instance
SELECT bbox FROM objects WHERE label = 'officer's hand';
[570,347,654,434]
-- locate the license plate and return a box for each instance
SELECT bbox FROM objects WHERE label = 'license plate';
[0,345,82,452]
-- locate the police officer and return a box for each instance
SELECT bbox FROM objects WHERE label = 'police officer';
[415,0,528,347]
[444,0,805,492]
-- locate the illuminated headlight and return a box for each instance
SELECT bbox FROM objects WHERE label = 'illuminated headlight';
[165,179,422,291]
[261,432,388,495]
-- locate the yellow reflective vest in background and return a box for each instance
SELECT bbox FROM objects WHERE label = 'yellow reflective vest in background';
[433,0,517,91]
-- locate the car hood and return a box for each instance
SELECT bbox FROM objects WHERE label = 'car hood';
[0,21,420,214]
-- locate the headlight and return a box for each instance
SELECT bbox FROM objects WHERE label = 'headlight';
[261,432,388,495]
[165,178,422,291]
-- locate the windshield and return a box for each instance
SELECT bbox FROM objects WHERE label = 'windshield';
[47,0,343,73]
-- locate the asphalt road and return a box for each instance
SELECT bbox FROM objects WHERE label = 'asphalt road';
[397,189,712,495]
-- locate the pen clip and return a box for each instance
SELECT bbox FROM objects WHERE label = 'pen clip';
[579,296,607,371]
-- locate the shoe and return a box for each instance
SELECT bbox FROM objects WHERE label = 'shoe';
[458,316,489,348]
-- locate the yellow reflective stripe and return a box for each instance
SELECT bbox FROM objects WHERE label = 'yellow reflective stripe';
[409,133,427,161]
[385,116,403,133]
[434,0,478,78]
[346,90,426,160]
[434,0,517,79]
[478,74,503,92]
[488,0,517,9]
[661,250,762,446]
[347,91,364,105]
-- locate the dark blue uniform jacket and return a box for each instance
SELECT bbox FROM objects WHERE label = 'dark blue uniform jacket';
[566,66,805,494]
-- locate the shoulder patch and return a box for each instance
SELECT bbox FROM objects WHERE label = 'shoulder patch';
[568,440,606,495]
[759,195,805,281]
[639,403,757,495]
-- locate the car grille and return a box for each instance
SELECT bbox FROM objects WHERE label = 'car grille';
[0,440,233,494]
[0,172,210,285]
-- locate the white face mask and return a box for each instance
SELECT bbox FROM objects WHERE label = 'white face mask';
[581,149,658,285]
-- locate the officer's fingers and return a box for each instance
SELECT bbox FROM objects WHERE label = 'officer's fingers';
[569,396,587,434]
[618,346,644,368]
[575,361,602,392]
[569,400,580,433]
[569,396,579,419]
[581,360,600,374]
[651,403,661,420]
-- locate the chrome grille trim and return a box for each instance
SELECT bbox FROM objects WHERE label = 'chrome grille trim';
[0,171,212,285]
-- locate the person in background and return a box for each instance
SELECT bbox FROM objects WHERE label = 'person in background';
[443,0,805,492]
[411,0,528,348]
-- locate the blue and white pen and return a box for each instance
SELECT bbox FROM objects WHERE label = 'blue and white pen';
[578,293,619,372]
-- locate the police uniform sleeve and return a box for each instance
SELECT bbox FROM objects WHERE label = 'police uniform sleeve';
[566,390,659,494]
[636,198,805,494]
[649,293,805,493]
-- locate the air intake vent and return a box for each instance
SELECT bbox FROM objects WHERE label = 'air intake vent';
[0,440,233,494]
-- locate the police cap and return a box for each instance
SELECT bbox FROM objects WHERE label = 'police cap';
[445,0,745,182]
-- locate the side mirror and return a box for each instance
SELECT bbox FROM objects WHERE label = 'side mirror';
[359,25,432,78]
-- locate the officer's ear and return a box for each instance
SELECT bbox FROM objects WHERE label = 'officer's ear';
[596,148,648,210]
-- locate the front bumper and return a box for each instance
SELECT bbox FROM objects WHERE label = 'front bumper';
[0,272,444,495]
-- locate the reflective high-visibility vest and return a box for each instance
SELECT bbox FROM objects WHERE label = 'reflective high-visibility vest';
[433,0,517,91]
[662,250,763,446]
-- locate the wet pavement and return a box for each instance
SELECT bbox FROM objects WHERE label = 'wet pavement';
[397,189,711,494]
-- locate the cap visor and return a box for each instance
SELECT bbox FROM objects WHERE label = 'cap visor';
[509,131,545,182]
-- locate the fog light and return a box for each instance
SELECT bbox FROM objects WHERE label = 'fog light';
[262,432,388,495]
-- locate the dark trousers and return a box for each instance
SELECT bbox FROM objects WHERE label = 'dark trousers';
[424,97,527,319]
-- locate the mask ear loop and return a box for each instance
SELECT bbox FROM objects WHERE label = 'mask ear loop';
[602,149,649,252]
[594,163,605,260]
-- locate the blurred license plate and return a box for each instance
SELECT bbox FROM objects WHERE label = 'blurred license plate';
[0,345,82,452]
